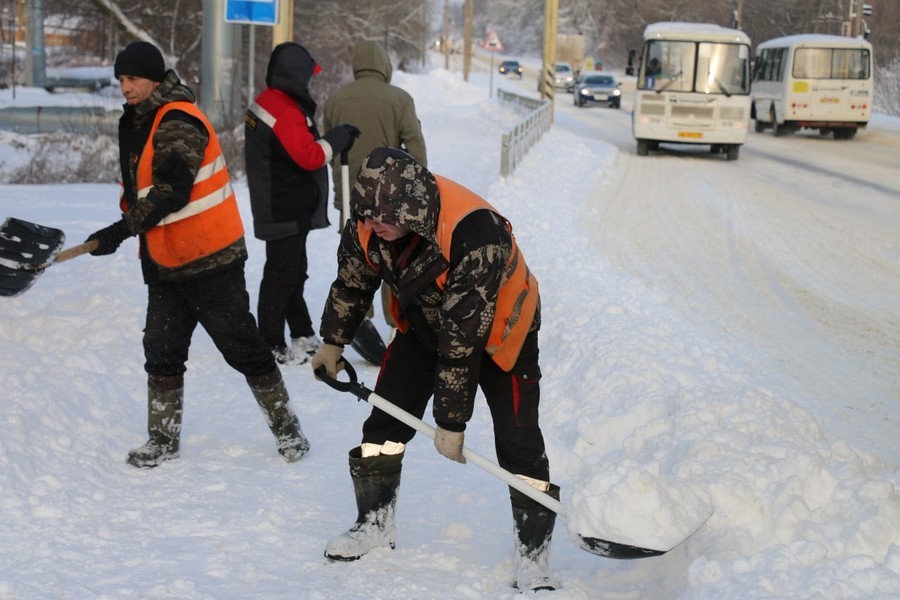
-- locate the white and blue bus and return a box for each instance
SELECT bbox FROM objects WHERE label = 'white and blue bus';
[751,34,873,140]
[633,22,752,161]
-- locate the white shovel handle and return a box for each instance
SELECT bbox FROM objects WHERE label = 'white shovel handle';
[315,363,565,516]
[341,150,350,227]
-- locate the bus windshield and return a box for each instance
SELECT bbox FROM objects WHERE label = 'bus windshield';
[640,40,750,95]
[792,48,870,80]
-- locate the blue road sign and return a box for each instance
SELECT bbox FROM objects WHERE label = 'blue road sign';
[225,0,278,25]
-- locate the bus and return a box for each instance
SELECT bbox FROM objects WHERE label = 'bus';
[633,22,752,161]
[751,34,873,140]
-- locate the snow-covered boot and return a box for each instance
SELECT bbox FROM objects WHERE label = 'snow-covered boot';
[324,447,403,561]
[127,375,183,468]
[511,483,560,592]
[248,368,310,462]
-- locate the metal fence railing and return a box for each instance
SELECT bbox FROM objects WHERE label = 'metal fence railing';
[498,89,552,178]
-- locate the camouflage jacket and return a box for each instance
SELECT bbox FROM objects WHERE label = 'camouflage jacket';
[320,158,540,428]
[118,70,247,283]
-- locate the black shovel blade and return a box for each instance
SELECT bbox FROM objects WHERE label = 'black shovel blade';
[350,317,388,366]
[575,534,666,559]
[0,218,65,297]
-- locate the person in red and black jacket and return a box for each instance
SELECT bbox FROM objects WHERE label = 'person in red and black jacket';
[245,41,358,366]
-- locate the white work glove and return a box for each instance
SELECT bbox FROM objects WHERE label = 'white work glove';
[311,343,344,380]
[434,425,466,464]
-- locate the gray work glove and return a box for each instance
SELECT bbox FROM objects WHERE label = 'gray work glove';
[311,343,344,380]
[434,425,466,464]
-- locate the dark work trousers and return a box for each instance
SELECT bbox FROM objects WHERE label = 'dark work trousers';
[363,328,550,482]
[143,265,275,378]
[257,232,314,349]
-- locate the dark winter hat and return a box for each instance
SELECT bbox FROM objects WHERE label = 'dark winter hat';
[114,41,166,82]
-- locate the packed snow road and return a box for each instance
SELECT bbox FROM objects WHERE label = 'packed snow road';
[510,77,900,463]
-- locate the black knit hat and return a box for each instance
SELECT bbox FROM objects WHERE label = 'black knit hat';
[114,41,166,82]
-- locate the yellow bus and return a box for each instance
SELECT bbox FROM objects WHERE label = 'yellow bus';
[751,34,873,140]
[633,22,752,161]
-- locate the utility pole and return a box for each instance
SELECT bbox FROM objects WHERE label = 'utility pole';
[853,0,864,37]
[733,0,744,29]
[442,0,449,70]
[24,0,45,88]
[540,0,558,118]
[273,0,293,47]
[462,0,472,82]
[201,0,242,129]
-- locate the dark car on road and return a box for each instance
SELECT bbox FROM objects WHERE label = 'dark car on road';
[499,60,524,78]
[573,73,621,108]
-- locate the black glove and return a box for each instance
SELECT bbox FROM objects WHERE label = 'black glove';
[322,123,361,155]
[86,219,131,256]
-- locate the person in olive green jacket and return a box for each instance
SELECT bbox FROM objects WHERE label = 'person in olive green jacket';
[324,40,427,221]
[323,40,427,343]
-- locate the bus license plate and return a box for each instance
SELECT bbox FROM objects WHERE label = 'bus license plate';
[678,131,703,139]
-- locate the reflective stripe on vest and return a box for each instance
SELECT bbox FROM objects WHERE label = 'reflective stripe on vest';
[136,101,244,268]
[357,175,538,371]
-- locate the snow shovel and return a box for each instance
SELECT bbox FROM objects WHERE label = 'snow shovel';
[315,362,706,560]
[0,217,98,297]
[340,147,387,367]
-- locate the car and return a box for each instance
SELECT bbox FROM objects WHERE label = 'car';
[573,73,621,108]
[536,62,576,93]
[43,66,116,93]
[498,60,524,78]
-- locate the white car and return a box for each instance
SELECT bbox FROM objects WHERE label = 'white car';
[537,63,576,93]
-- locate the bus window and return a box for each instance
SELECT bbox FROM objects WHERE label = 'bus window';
[697,42,750,94]
[639,40,694,91]
[794,48,831,78]
[794,48,871,80]
[833,49,870,79]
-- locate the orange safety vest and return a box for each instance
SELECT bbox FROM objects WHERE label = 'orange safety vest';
[357,175,538,371]
[121,101,244,268]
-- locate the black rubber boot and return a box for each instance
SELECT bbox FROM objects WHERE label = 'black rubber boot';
[248,368,310,462]
[511,483,560,592]
[127,375,183,468]
[324,446,404,561]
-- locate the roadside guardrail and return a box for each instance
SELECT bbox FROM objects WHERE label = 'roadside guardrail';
[0,105,119,135]
[498,89,552,178]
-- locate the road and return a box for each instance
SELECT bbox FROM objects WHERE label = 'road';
[501,70,900,462]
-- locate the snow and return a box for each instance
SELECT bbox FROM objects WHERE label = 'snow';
[1,55,899,599]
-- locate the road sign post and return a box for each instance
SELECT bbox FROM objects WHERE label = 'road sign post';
[482,30,504,98]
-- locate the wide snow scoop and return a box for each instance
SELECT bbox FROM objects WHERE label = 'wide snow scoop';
[315,362,700,559]
[0,217,97,297]
[340,148,387,367]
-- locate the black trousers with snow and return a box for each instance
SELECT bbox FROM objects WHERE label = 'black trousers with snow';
[257,232,315,350]
[362,328,550,482]
[143,265,275,378]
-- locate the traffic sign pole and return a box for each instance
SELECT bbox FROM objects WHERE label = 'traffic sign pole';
[482,30,504,99]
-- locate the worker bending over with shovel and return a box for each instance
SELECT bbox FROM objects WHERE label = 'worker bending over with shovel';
[312,147,559,592]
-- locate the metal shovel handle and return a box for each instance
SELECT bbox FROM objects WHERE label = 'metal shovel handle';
[340,149,351,226]
[314,363,565,516]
